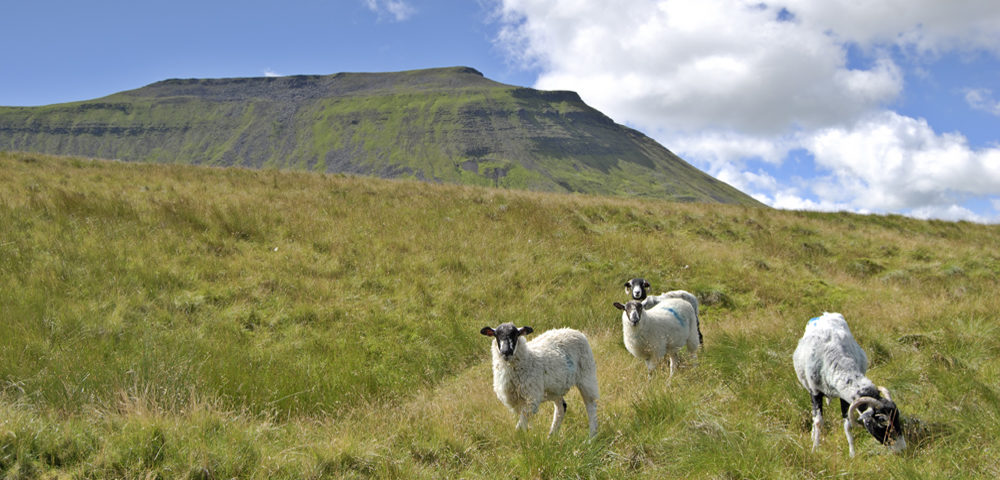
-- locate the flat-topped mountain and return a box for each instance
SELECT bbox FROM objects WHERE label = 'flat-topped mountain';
[0,66,761,205]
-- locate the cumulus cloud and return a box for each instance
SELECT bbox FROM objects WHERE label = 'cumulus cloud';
[493,0,1000,222]
[497,0,903,135]
[364,0,416,22]
[263,69,282,78]
[803,111,1000,211]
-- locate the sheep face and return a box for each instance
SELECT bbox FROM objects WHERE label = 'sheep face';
[481,323,533,360]
[624,278,650,301]
[613,300,643,326]
[856,399,906,450]
[848,388,907,452]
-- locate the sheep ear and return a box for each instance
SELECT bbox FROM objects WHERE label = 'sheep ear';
[623,281,631,288]
[518,326,533,336]
[613,302,626,310]
[480,326,495,337]
[858,409,875,423]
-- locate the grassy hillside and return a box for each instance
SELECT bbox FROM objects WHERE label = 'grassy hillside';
[0,67,760,206]
[1,151,999,478]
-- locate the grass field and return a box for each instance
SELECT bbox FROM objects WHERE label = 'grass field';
[1,151,999,478]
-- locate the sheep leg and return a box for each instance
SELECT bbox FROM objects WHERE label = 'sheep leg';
[840,398,856,458]
[577,382,600,438]
[548,398,566,436]
[687,334,700,359]
[516,409,531,431]
[667,353,679,379]
[516,412,529,431]
[516,399,541,431]
[645,359,657,378]
[810,393,824,451]
[585,399,598,438]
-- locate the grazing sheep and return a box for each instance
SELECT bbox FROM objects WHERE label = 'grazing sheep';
[792,312,907,457]
[624,278,703,346]
[480,323,599,437]
[613,298,700,377]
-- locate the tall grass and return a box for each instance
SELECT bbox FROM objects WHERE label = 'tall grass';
[1,151,999,478]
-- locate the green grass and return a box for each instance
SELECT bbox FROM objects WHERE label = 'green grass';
[2,151,999,478]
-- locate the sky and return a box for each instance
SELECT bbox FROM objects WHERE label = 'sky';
[3,1,1000,223]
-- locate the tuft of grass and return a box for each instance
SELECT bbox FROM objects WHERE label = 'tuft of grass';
[1,151,999,478]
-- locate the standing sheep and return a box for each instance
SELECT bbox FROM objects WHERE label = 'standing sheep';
[624,277,652,302]
[613,298,700,378]
[480,323,599,437]
[793,312,907,457]
[624,278,702,346]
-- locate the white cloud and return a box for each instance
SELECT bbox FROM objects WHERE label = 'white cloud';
[804,111,1000,210]
[909,204,986,223]
[364,0,416,22]
[497,0,903,135]
[493,0,1000,222]
[779,0,1000,56]
[263,69,282,78]
[965,88,1000,116]
[659,130,796,168]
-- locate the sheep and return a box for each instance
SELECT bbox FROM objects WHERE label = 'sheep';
[624,278,702,346]
[613,298,700,378]
[624,277,651,302]
[480,323,599,437]
[792,312,907,457]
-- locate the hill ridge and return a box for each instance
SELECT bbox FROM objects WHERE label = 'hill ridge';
[0,66,762,205]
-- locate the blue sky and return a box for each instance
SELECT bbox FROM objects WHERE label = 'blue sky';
[3,1,1000,222]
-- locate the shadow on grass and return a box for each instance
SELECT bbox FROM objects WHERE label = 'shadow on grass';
[902,415,953,452]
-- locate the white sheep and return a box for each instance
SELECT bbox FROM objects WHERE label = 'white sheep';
[656,290,702,346]
[624,278,702,346]
[480,323,599,437]
[613,298,700,377]
[792,312,907,457]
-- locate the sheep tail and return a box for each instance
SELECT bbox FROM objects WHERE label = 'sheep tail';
[697,312,703,345]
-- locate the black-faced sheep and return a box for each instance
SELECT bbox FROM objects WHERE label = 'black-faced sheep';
[624,278,702,346]
[625,277,652,302]
[613,298,700,378]
[480,323,599,437]
[792,312,906,457]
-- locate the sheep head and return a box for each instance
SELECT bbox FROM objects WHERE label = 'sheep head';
[848,387,906,452]
[481,323,533,359]
[613,300,643,326]
[624,278,650,301]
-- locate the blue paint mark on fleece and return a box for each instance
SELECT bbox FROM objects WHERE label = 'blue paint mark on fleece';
[667,307,685,327]
[807,316,821,325]
[564,354,576,376]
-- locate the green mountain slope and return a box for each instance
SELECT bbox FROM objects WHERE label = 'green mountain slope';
[0,66,760,205]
